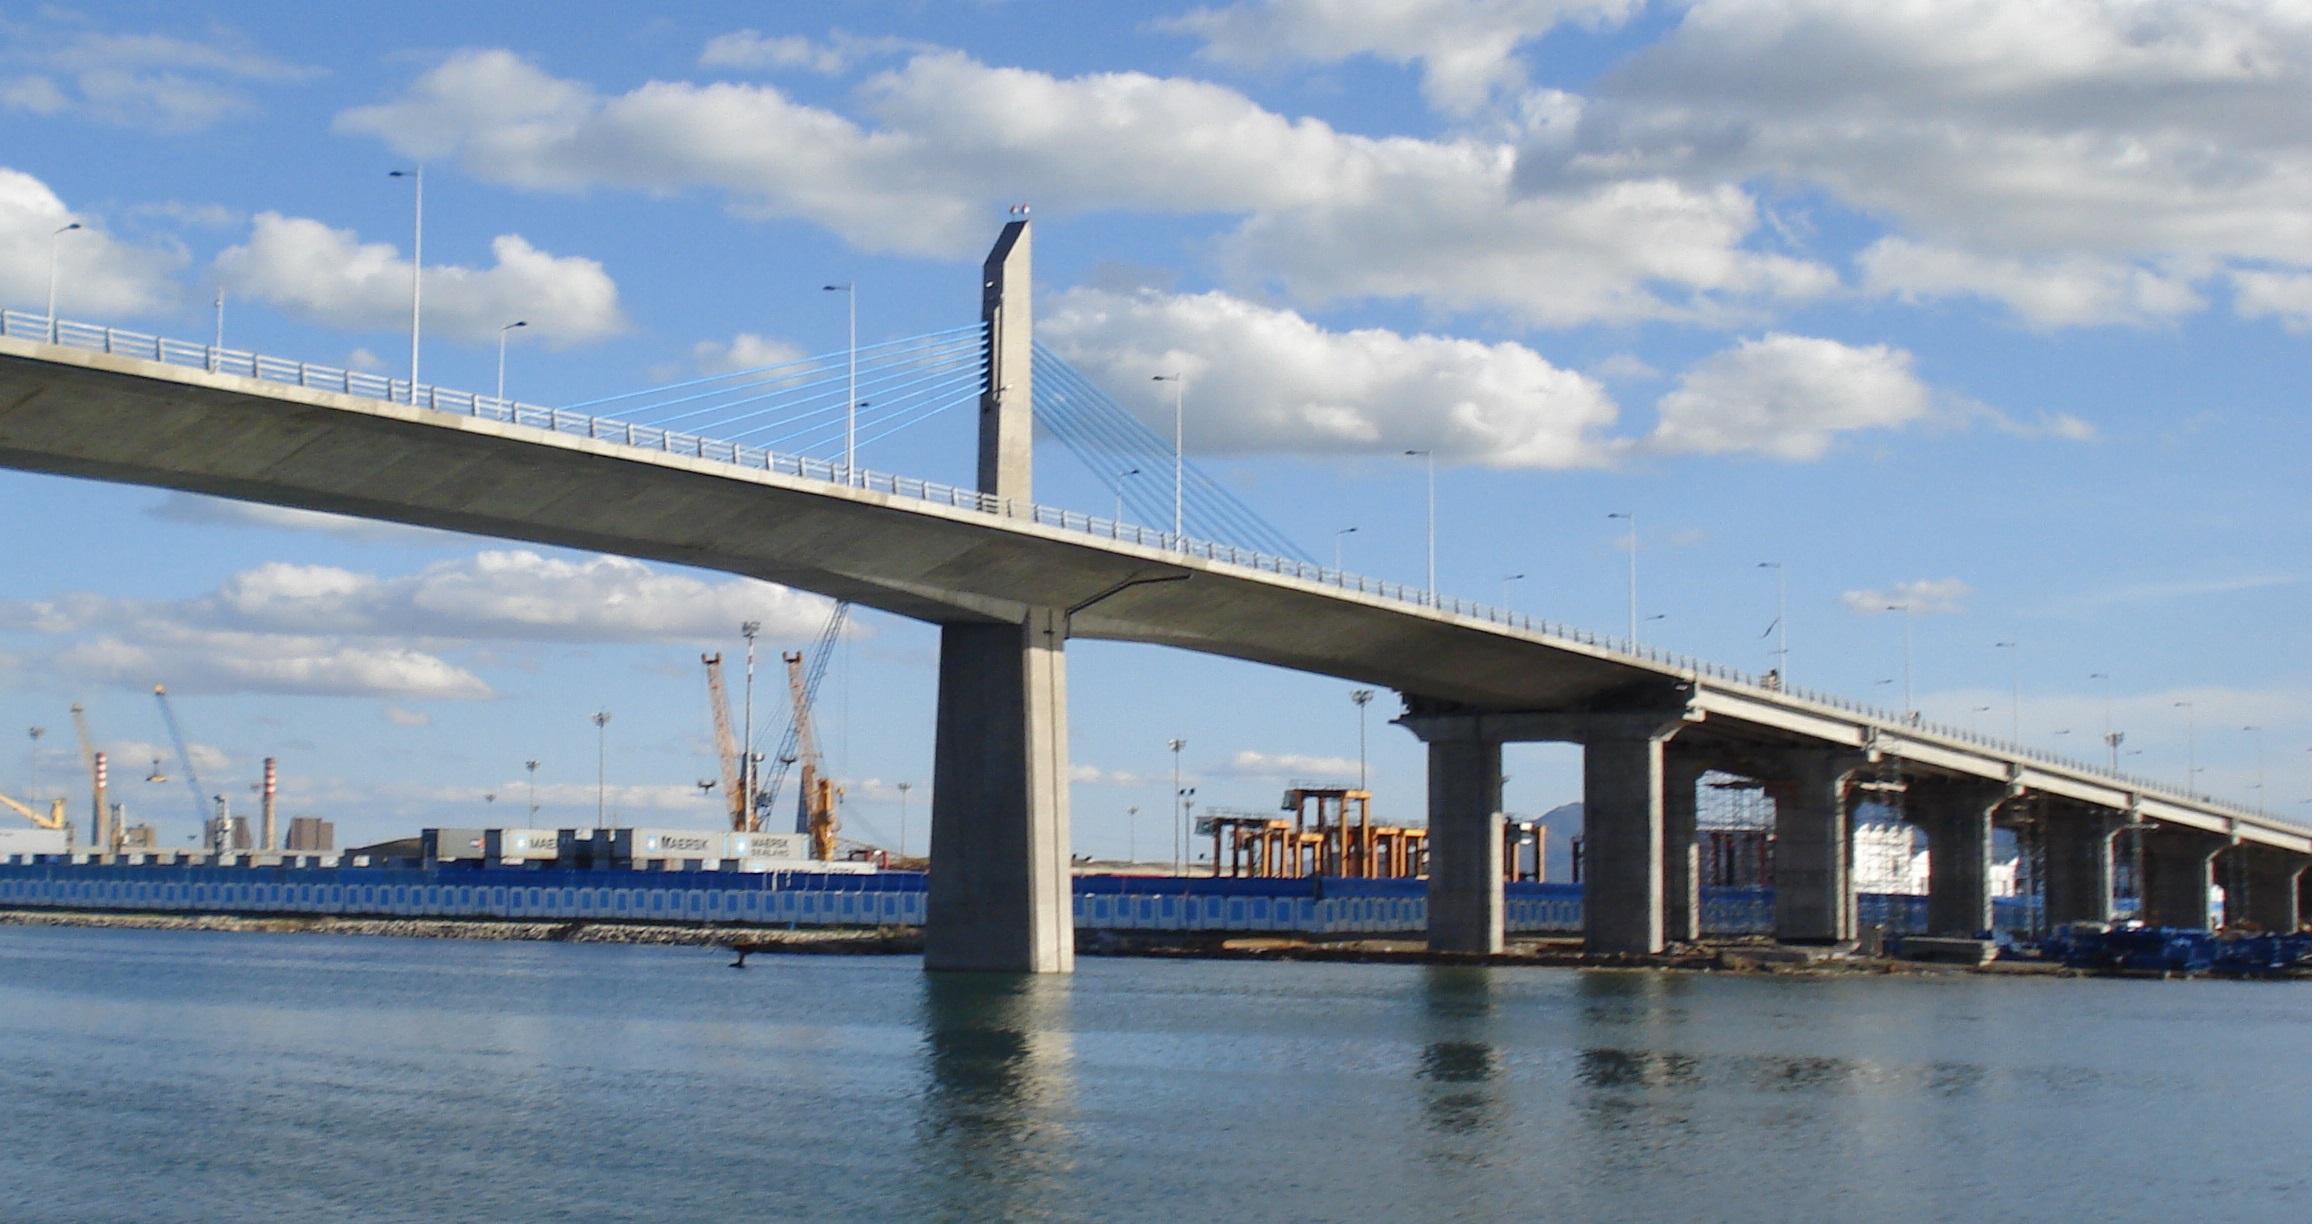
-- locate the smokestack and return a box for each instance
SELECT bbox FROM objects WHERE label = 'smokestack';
[91,751,109,858]
[262,758,278,852]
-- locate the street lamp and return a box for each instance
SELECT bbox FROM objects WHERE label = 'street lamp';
[1757,561,1787,684]
[1887,605,1916,718]
[1351,689,1375,789]
[2172,700,2196,794]
[822,283,857,477]
[1126,805,1139,864]
[592,710,612,829]
[897,780,913,859]
[45,222,81,342]
[1111,468,1140,523]
[26,727,43,806]
[388,168,422,403]
[1153,374,1185,542]
[1994,642,2021,741]
[1168,737,1187,873]
[1501,573,1525,608]
[1608,512,1637,644]
[1332,526,1358,573]
[496,321,527,407]
[1407,450,1435,604]
[741,621,762,828]
[525,758,540,817]
[2092,673,2123,772]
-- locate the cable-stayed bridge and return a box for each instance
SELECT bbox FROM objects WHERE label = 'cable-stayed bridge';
[0,220,2304,974]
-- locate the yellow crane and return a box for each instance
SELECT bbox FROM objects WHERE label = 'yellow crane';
[784,649,839,860]
[700,652,749,832]
[0,788,67,832]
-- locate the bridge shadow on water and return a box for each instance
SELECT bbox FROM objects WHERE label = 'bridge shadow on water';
[913,972,1078,1222]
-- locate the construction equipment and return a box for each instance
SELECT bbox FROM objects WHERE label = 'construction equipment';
[761,602,850,833]
[784,647,840,861]
[700,652,749,831]
[0,788,68,832]
[69,703,109,852]
[153,686,210,831]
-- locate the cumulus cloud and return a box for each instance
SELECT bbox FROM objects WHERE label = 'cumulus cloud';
[381,705,431,728]
[1163,0,1642,115]
[2228,267,2311,325]
[691,332,806,374]
[1530,0,2309,325]
[331,49,1832,325]
[0,550,834,698]
[0,22,322,133]
[0,166,182,318]
[1647,333,1930,460]
[210,212,626,345]
[1219,749,1361,779]
[1043,286,1620,466]
[1840,578,1971,615]
[1068,763,1147,786]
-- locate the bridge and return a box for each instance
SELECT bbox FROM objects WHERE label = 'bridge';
[0,221,2305,972]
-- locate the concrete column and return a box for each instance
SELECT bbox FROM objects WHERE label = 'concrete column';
[1660,752,1710,944]
[1582,726,1679,956]
[2140,827,2223,930]
[1425,738,1504,956]
[2223,845,2303,933]
[1909,776,2010,937]
[925,607,1073,973]
[977,220,1033,504]
[2042,806,2120,928]
[1765,753,1862,944]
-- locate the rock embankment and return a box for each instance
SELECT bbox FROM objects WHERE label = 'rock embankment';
[0,909,920,953]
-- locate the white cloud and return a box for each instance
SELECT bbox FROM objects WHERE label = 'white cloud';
[1840,578,1971,615]
[1043,286,1619,467]
[2229,267,2311,325]
[1162,0,1643,115]
[1068,763,1146,786]
[381,705,431,728]
[1531,0,2309,325]
[0,166,182,317]
[1219,749,1361,779]
[332,49,1833,325]
[699,29,928,75]
[0,24,322,133]
[691,332,805,374]
[106,738,231,778]
[211,212,626,345]
[1647,333,1930,460]
[0,551,835,699]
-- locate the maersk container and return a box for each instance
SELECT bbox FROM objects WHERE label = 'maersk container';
[485,828,560,861]
[421,828,488,861]
[615,828,721,861]
[725,832,806,861]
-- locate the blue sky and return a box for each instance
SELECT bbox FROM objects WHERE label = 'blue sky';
[0,0,2307,855]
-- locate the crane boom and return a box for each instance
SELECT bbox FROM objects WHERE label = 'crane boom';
[784,649,839,860]
[69,704,94,770]
[0,788,66,831]
[701,653,747,831]
[760,602,849,825]
[153,686,209,827]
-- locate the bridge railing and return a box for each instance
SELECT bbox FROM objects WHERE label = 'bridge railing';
[1,309,2273,823]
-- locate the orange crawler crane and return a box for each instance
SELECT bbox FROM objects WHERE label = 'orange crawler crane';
[1208,786,1429,879]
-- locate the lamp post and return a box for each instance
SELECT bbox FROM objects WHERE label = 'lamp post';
[1168,737,1187,873]
[26,727,43,806]
[897,780,912,859]
[1757,561,1787,683]
[1126,805,1139,864]
[525,758,540,817]
[592,710,612,829]
[1887,605,1916,718]
[1994,641,2021,741]
[1112,468,1139,523]
[822,283,856,477]
[1406,450,1435,604]
[1332,526,1358,573]
[2172,700,2196,794]
[45,222,81,342]
[741,621,761,828]
[1179,785,1197,874]
[211,288,225,372]
[1153,374,1185,542]
[388,168,422,403]
[1608,512,1636,644]
[2091,673,2123,772]
[1351,689,1374,789]
[1501,573,1525,609]
[495,320,527,407]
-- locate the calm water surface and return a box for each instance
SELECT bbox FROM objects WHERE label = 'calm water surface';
[0,926,2304,1222]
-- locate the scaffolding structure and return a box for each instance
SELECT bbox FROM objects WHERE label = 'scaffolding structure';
[1205,786,1430,879]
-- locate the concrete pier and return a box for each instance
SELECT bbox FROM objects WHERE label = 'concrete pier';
[1911,777,2010,936]
[2140,827,2223,930]
[1766,752,1862,944]
[925,218,1074,974]
[1424,738,1505,956]
[2043,806,2120,927]
[2223,843,2302,933]
[1582,719,1684,956]
[1660,751,1710,944]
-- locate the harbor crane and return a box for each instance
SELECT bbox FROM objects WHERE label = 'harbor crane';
[700,652,750,831]
[784,645,840,861]
[0,788,68,834]
[761,603,849,840]
[153,686,211,831]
